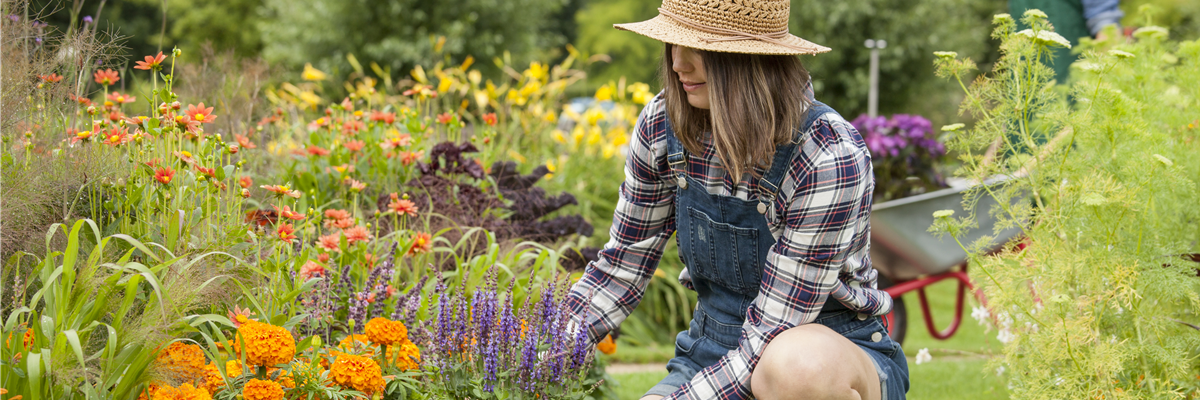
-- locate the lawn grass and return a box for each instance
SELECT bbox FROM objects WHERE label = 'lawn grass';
[607,270,1011,399]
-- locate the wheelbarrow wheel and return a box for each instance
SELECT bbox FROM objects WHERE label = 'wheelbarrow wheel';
[878,275,908,345]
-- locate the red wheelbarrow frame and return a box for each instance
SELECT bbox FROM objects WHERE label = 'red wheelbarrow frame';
[881,262,985,340]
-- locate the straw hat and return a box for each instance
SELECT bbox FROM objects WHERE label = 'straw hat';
[614,0,830,55]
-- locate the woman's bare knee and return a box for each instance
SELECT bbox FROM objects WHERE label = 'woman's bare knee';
[640,396,665,400]
[751,324,878,400]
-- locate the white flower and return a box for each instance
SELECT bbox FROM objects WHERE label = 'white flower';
[933,51,958,59]
[971,305,990,325]
[1153,154,1174,167]
[993,13,1013,24]
[1133,26,1169,41]
[996,365,1006,376]
[1109,49,1135,59]
[1017,29,1072,48]
[915,348,932,365]
[933,209,955,218]
[997,328,1016,344]
[1023,9,1048,19]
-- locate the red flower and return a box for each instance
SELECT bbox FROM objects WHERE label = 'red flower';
[195,165,216,179]
[154,167,176,185]
[70,94,92,106]
[277,223,297,242]
[101,127,130,146]
[228,144,240,154]
[239,176,253,189]
[436,112,454,125]
[272,205,305,221]
[183,103,217,124]
[38,73,63,83]
[306,145,330,156]
[93,69,120,86]
[133,51,167,71]
[408,232,433,255]
[369,111,395,124]
[235,134,257,149]
[342,120,365,135]
[482,113,497,126]
[107,92,137,104]
[261,185,302,199]
[343,140,365,153]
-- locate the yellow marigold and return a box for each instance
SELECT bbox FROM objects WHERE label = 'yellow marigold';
[201,363,225,394]
[242,378,284,400]
[156,342,207,382]
[137,383,161,400]
[364,317,408,346]
[152,383,211,400]
[270,367,295,389]
[237,321,296,367]
[329,353,385,395]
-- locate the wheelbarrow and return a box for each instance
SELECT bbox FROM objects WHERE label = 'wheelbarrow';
[870,182,1023,344]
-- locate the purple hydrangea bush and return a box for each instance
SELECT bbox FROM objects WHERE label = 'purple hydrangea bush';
[851,113,948,201]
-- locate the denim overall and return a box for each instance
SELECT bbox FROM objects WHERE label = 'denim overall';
[645,101,909,399]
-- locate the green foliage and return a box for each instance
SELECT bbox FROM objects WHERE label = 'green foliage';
[933,10,1200,399]
[257,0,571,79]
[575,0,1005,123]
[0,219,233,399]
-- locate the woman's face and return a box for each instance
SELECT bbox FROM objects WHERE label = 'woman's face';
[672,45,710,110]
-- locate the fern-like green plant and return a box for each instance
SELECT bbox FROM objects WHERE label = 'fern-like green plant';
[932,9,1200,399]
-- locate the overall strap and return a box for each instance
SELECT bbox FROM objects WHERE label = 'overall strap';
[755,100,835,214]
[662,117,691,189]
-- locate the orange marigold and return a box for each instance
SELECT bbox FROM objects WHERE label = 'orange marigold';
[200,363,224,394]
[394,338,422,371]
[364,318,408,346]
[153,383,211,400]
[225,359,245,378]
[241,379,283,400]
[237,321,296,367]
[329,354,385,395]
[155,342,207,382]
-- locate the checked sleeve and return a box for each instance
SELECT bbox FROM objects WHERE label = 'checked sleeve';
[666,117,887,400]
[565,98,676,344]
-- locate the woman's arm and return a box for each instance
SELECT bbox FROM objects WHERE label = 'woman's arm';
[565,95,676,344]
[1081,0,1124,36]
[667,114,887,400]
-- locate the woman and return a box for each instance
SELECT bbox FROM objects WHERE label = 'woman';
[564,0,909,399]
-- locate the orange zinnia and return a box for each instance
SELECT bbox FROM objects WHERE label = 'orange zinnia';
[184,103,217,124]
[436,112,454,124]
[388,197,418,217]
[134,51,167,71]
[38,73,64,83]
[260,185,301,199]
[343,139,365,152]
[154,167,175,185]
[272,205,305,221]
[380,134,411,150]
[235,133,257,149]
[400,150,423,166]
[93,69,119,85]
[101,127,130,146]
[107,91,137,104]
[305,145,330,156]
[483,112,497,126]
[239,176,253,189]
[408,232,433,255]
[317,233,341,252]
[369,111,395,124]
[195,165,216,179]
[298,260,326,280]
[277,223,297,242]
[343,226,371,244]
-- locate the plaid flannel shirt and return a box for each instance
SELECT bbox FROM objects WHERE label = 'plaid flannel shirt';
[565,89,893,400]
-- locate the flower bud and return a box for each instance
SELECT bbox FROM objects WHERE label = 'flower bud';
[172,47,182,57]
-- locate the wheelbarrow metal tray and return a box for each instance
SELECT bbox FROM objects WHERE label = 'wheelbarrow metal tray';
[869,184,1022,281]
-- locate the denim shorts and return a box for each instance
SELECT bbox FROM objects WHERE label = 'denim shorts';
[645,309,909,399]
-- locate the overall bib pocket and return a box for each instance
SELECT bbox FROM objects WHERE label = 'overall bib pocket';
[683,207,763,295]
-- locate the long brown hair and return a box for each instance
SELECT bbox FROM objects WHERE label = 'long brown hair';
[661,44,812,180]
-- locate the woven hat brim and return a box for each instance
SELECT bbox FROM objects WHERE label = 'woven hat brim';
[615,14,830,56]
